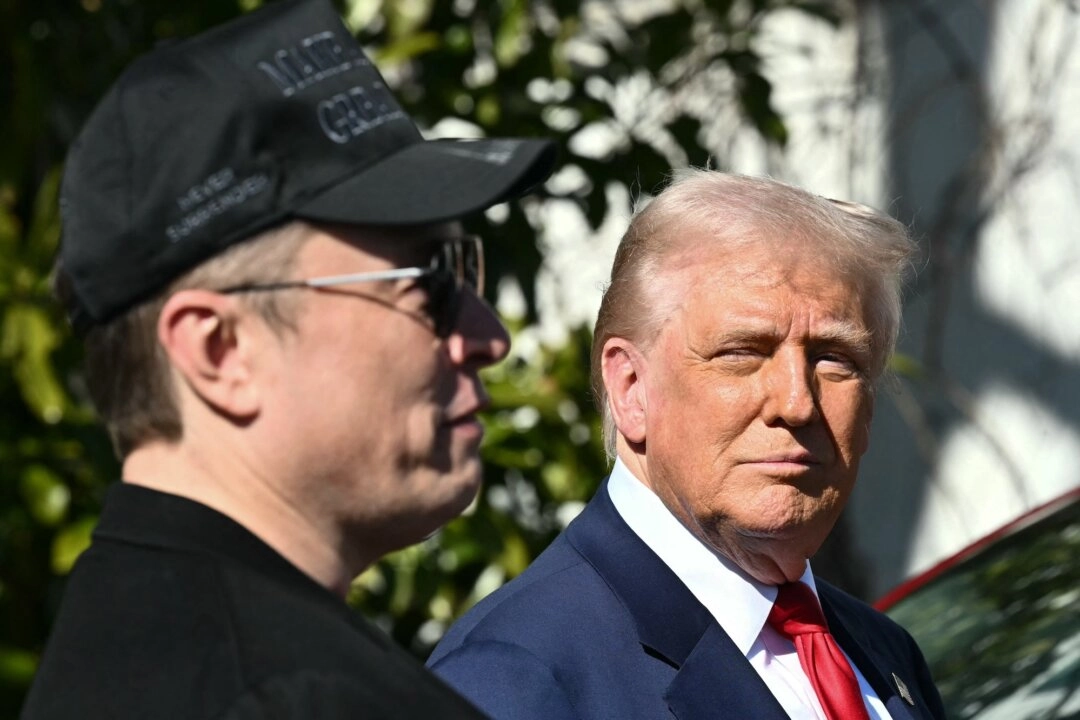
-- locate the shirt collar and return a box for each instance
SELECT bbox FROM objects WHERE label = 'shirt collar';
[607,458,816,656]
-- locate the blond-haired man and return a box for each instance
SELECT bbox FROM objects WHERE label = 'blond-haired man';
[430,171,945,720]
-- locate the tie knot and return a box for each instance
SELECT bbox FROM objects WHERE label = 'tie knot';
[768,582,829,637]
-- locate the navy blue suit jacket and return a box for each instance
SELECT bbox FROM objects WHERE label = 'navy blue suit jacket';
[428,481,945,719]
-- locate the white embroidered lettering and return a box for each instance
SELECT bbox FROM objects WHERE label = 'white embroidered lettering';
[166,173,270,242]
[256,30,364,97]
[177,168,236,212]
[316,85,404,144]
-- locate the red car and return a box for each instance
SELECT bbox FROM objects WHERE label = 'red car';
[876,487,1080,719]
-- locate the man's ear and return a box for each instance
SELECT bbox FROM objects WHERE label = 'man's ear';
[601,336,648,445]
[157,290,261,420]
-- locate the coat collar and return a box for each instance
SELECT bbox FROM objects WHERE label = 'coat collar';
[567,480,712,663]
[565,480,789,719]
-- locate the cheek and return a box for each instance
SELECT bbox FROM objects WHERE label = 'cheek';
[402,406,442,456]
[650,360,716,429]
[824,385,874,461]
[395,358,455,453]
[648,364,756,476]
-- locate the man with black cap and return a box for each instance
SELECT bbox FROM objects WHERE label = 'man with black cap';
[20,0,555,717]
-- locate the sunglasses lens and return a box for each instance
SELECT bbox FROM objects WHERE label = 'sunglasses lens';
[425,236,484,337]
[460,237,483,295]
[420,274,454,337]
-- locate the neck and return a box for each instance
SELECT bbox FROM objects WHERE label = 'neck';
[707,531,813,586]
[122,435,360,597]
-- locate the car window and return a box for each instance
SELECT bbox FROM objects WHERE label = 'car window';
[885,498,1080,719]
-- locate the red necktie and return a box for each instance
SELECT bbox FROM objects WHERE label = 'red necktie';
[768,582,871,720]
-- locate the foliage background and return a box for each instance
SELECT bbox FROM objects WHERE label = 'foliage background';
[0,0,845,714]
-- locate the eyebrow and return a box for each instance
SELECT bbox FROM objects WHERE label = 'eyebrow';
[811,323,874,354]
[717,322,874,355]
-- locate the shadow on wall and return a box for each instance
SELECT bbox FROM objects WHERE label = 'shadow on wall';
[842,0,1080,599]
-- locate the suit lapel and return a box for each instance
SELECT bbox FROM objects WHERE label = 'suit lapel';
[664,623,789,720]
[565,482,787,720]
[820,588,924,720]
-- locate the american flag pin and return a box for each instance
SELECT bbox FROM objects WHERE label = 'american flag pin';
[892,673,915,705]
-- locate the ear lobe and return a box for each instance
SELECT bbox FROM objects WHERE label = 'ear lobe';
[601,337,648,445]
[157,290,261,420]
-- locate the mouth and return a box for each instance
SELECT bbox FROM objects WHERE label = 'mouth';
[742,452,821,473]
[444,381,491,438]
[444,404,487,440]
[446,411,481,426]
[760,452,817,464]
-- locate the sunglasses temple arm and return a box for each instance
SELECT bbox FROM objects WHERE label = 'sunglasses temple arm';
[303,267,429,287]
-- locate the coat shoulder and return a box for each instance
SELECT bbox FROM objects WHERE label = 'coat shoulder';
[429,531,624,663]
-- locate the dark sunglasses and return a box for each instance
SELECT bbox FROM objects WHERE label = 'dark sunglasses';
[219,235,484,338]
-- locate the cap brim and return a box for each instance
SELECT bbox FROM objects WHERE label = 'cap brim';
[296,137,557,226]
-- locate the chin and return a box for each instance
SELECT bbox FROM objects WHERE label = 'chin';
[733,508,829,542]
[453,471,483,511]
[432,468,483,521]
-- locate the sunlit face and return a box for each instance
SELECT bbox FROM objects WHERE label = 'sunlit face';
[634,232,876,581]
[259,223,509,562]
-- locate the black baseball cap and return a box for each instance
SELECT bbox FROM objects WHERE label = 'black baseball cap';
[58,0,557,332]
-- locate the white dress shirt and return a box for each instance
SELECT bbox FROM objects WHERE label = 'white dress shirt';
[607,459,893,720]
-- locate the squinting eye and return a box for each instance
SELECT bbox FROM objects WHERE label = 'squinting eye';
[719,347,764,359]
[816,353,861,374]
[818,353,846,364]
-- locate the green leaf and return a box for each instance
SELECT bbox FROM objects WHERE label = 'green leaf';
[0,186,19,261]
[2,303,67,424]
[19,464,70,527]
[541,462,574,501]
[443,24,473,54]
[383,544,424,615]
[476,93,502,128]
[889,352,925,380]
[0,646,37,686]
[494,0,530,69]
[51,516,98,574]
[375,31,442,66]
[385,0,435,39]
[496,532,530,576]
[26,166,63,269]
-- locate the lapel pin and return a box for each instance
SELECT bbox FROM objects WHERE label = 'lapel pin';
[892,672,915,705]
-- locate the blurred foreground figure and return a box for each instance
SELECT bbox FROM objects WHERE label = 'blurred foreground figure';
[21,0,555,717]
[429,171,946,720]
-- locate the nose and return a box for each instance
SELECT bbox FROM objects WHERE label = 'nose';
[761,349,819,427]
[446,289,510,368]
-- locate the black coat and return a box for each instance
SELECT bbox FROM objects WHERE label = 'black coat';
[22,483,486,719]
